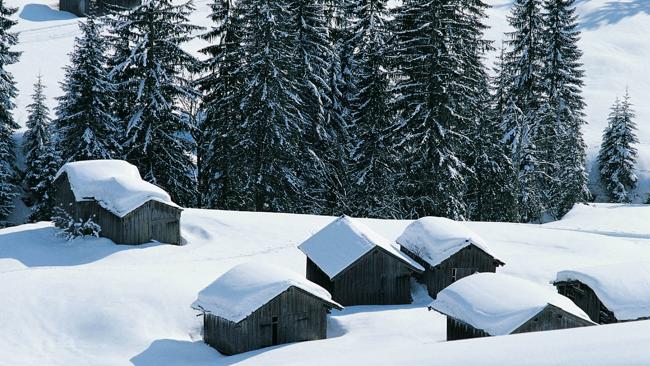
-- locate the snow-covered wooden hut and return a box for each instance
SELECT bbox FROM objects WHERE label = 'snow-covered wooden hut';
[192,262,342,355]
[59,0,141,17]
[298,216,424,306]
[554,263,650,324]
[430,273,595,341]
[53,160,182,245]
[396,217,504,298]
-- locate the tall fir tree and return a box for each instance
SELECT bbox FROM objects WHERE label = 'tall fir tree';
[348,0,398,218]
[111,0,201,206]
[229,0,305,212]
[502,0,546,222]
[392,0,492,220]
[55,12,120,163]
[197,0,244,209]
[0,3,20,225]
[287,0,335,214]
[598,93,638,203]
[23,76,60,221]
[467,47,518,222]
[539,0,589,218]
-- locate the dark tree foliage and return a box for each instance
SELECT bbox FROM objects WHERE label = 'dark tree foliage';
[598,92,638,203]
[0,3,20,225]
[111,0,201,206]
[23,76,60,221]
[55,13,120,163]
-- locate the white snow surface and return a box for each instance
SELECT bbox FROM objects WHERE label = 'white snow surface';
[191,261,340,322]
[556,262,650,321]
[431,273,593,336]
[396,216,500,267]
[298,215,423,278]
[3,207,650,365]
[545,203,650,239]
[55,160,179,217]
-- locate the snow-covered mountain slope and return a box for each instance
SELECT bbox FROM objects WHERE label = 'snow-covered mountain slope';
[1,206,650,365]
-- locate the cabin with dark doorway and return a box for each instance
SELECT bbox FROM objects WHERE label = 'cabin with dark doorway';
[53,160,182,245]
[430,273,596,341]
[298,216,424,306]
[192,262,342,355]
[59,0,141,17]
[554,263,650,324]
[396,217,504,299]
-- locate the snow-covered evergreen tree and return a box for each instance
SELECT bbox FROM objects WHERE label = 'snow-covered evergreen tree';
[197,0,244,209]
[392,0,491,220]
[0,3,20,225]
[539,0,589,218]
[111,0,201,206]
[348,0,397,218]
[467,47,518,222]
[55,13,120,162]
[501,0,546,222]
[598,93,638,203]
[23,76,60,221]
[228,0,305,211]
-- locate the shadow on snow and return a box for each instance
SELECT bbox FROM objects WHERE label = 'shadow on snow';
[19,4,77,22]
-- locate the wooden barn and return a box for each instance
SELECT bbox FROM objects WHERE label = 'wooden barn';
[60,0,141,17]
[53,160,182,245]
[192,262,342,355]
[430,273,596,341]
[396,217,504,299]
[554,263,650,324]
[298,216,424,306]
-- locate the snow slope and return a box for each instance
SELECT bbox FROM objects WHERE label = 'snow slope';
[2,206,650,365]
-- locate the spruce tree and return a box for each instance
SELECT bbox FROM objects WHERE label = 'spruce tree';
[598,92,638,203]
[0,3,20,225]
[55,13,120,162]
[111,0,201,206]
[197,0,244,209]
[467,47,518,222]
[392,0,491,220]
[539,0,589,218]
[231,0,305,211]
[502,0,546,222]
[23,76,60,221]
[348,0,397,218]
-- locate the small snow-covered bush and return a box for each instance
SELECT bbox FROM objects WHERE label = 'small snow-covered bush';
[52,206,102,241]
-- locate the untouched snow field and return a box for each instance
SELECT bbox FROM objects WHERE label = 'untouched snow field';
[2,205,650,365]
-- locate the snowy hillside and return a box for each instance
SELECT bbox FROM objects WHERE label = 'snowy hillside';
[1,206,650,365]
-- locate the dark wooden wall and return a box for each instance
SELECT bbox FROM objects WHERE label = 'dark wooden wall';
[59,0,142,16]
[446,318,490,341]
[306,258,333,293]
[54,174,182,245]
[555,280,618,324]
[331,247,414,306]
[402,244,499,299]
[512,304,595,333]
[203,286,332,355]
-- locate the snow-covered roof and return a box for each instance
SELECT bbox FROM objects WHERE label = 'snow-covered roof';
[55,160,180,217]
[191,262,342,323]
[396,217,502,268]
[430,273,593,336]
[298,216,424,279]
[555,262,650,321]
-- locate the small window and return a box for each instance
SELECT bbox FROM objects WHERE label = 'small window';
[451,268,457,282]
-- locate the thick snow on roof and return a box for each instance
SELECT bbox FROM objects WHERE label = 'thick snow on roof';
[55,160,179,217]
[298,216,424,279]
[430,273,593,336]
[396,217,500,267]
[556,263,650,321]
[191,262,341,323]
